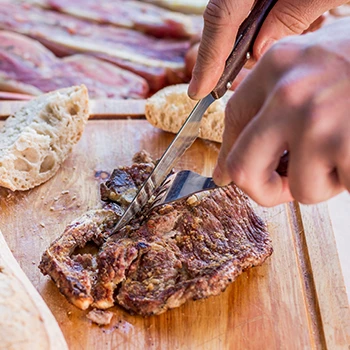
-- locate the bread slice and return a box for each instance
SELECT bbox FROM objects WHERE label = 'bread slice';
[0,85,89,191]
[0,229,68,349]
[145,84,233,143]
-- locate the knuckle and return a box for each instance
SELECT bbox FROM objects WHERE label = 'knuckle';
[302,102,326,130]
[255,196,279,208]
[333,136,350,166]
[246,186,282,208]
[274,78,306,108]
[204,0,233,28]
[289,183,318,205]
[226,160,247,189]
[263,39,303,73]
[271,2,311,35]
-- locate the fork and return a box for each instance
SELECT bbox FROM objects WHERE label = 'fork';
[149,151,290,210]
[149,170,218,209]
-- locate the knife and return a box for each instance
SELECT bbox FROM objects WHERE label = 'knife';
[113,0,278,232]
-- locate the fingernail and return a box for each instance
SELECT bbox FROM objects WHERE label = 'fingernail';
[188,76,199,99]
[213,163,233,186]
[258,39,276,57]
[213,165,222,185]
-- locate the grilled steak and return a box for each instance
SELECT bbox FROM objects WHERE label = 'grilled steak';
[39,152,273,316]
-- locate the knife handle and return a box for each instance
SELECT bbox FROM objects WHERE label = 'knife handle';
[211,0,278,99]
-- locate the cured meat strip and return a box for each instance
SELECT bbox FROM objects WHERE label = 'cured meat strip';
[0,1,190,90]
[0,31,149,98]
[40,152,273,316]
[45,0,200,39]
[139,0,209,15]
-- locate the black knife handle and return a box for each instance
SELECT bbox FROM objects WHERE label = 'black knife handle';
[211,0,278,99]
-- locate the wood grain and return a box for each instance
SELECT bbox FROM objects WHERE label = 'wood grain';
[0,120,349,350]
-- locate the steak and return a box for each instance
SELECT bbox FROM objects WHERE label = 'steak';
[39,152,273,316]
[0,1,190,91]
[45,0,201,39]
[0,31,149,98]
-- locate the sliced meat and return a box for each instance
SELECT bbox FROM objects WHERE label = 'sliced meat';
[39,209,120,310]
[0,31,149,98]
[45,0,200,39]
[86,309,114,326]
[40,153,272,316]
[0,1,190,90]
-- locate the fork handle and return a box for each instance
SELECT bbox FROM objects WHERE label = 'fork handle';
[211,0,278,99]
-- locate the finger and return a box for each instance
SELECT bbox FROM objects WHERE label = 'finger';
[188,0,254,99]
[222,97,294,207]
[253,0,346,59]
[337,165,350,195]
[287,66,350,203]
[213,63,268,186]
[288,147,343,205]
[330,128,350,196]
[230,68,251,90]
[186,43,252,89]
[302,15,326,34]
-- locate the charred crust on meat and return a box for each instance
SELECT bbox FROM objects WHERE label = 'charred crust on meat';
[39,151,273,316]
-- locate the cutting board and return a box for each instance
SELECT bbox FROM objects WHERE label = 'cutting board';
[0,118,349,350]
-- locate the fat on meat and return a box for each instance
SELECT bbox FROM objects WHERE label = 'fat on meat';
[0,1,191,91]
[44,0,202,39]
[0,31,149,98]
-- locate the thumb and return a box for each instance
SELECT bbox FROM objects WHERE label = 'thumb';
[188,0,254,100]
[253,0,344,58]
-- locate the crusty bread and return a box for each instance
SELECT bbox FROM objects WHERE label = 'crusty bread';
[0,229,68,350]
[145,84,233,143]
[0,85,89,191]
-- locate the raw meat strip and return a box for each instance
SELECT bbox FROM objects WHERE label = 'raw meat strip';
[0,31,149,98]
[46,0,201,39]
[0,1,190,90]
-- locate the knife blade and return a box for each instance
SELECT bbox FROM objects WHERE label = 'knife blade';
[112,0,277,232]
[113,94,215,231]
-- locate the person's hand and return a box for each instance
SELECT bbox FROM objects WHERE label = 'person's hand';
[212,18,350,206]
[188,0,347,99]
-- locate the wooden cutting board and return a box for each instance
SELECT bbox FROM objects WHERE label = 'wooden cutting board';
[0,119,349,350]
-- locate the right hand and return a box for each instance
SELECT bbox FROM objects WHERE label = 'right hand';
[188,0,348,99]
[213,18,350,206]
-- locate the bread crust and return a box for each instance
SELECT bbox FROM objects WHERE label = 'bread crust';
[0,85,89,191]
[0,229,68,350]
[145,84,233,143]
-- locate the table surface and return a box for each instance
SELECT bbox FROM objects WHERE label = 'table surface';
[328,192,350,301]
[0,119,349,350]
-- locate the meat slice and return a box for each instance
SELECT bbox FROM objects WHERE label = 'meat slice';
[45,0,201,39]
[0,1,190,91]
[40,153,272,316]
[0,31,149,98]
[86,309,114,326]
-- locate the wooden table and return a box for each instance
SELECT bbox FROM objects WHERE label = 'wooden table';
[0,118,349,350]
